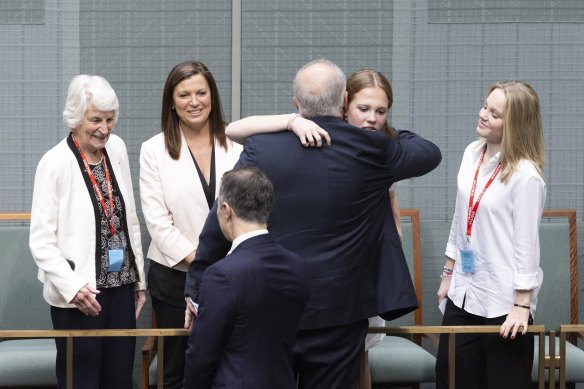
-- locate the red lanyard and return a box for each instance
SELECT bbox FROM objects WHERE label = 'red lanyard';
[72,134,116,236]
[466,145,501,239]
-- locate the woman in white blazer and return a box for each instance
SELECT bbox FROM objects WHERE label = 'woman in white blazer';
[140,60,242,389]
[29,75,146,389]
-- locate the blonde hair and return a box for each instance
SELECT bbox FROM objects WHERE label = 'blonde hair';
[487,81,545,183]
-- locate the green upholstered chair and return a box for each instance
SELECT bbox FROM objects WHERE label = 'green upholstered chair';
[0,214,57,387]
[531,209,583,387]
[369,209,436,389]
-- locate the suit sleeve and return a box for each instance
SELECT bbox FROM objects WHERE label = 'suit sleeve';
[184,137,258,301]
[184,200,230,301]
[236,136,258,168]
[387,130,442,182]
[184,266,236,388]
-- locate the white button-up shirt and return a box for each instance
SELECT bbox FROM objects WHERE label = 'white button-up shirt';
[445,141,546,318]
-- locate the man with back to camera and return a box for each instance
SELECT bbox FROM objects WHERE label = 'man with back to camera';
[183,166,308,388]
[185,59,442,388]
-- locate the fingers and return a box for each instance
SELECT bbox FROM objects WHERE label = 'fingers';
[510,323,519,339]
[500,321,521,339]
[184,307,193,332]
[321,130,331,145]
[73,295,101,316]
[514,320,529,337]
[135,291,146,319]
[302,128,330,148]
[84,297,101,316]
[85,284,101,295]
[436,278,450,304]
[72,284,101,316]
[500,320,529,339]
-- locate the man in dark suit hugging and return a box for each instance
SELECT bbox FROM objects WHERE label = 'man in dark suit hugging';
[183,166,308,389]
[186,59,442,388]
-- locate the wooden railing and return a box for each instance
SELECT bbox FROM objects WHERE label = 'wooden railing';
[368,325,547,389]
[0,213,30,220]
[1,325,548,389]
[0,328,188,389]
[0,210,573,389]
[559,325,584,389]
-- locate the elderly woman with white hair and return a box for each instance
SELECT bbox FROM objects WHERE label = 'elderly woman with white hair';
[29,74,146,389]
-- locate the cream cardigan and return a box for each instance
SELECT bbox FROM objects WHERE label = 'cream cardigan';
[30,134,146,308]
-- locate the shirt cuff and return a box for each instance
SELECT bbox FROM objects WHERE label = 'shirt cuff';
[188,297,199,313]
[513,273,540,291]
[445,243,458,261]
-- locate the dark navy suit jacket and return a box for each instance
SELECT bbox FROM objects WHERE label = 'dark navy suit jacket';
[183,234,308,389]
[186,116,441,329]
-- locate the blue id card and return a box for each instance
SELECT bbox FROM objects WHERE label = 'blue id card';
[460,248,475,273]
[108,249,124,272]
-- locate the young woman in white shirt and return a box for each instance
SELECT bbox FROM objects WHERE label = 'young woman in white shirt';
[435,81,546,389]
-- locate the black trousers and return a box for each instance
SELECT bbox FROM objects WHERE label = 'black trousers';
[150,296,188,389]
[51,284,136,389]
[436,298,534,389]
[148,261,188,389]
[293,319,369,389]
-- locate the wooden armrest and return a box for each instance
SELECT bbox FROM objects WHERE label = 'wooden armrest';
[142,335,157,355]
[141,335,157,389]
[424,332,440,348]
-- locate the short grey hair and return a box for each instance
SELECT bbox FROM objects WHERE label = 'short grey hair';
[293,59,346,118]
[62,75,119,129]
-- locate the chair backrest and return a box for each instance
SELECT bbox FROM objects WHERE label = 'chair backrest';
[386,208,422,327]
[0,213,52,330]
[534,209,577,332]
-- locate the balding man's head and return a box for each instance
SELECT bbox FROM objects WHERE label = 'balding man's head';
[293,59,346,118]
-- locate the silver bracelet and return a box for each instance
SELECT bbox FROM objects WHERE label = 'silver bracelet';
[440,266,453,278]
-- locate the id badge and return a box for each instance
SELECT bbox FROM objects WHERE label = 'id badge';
[108,249,124,272]
[107,234,126,273]
[460,248,475,273]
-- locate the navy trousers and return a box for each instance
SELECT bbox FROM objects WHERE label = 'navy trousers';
[51,284,136,389]
[294,319,369,389]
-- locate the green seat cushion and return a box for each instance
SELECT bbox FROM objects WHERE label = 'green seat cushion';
[0,339,57,385]
[149,354,157,384]
[369,336,436,383]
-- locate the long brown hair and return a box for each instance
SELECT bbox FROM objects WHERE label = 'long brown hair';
[161,60,227,160]
[487,81,545,183]
[346,69,397,139]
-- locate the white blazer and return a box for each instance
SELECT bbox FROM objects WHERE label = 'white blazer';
[29,134,146,308]
[139,132,242,272]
